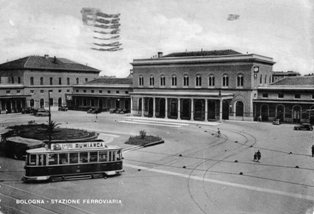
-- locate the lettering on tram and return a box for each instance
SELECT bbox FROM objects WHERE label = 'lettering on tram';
[22,140,123,183]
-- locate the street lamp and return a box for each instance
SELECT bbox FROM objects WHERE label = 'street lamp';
[48,91,52,148]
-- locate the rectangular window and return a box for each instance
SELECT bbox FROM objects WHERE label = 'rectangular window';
[40,77,44,85]
[40,90,44,93]
[49,89,53,92]
[70,153,78,164]
[312,94,314,99]
[85,78,88,82]
[108,90,111,93]
[91,90,94,93]
[29,155,37,165]
[76,90,79,92]
[116,91,119,94]
[30,90,34,94]
[30,77,34,85]
[125,91,129,94]
[18,77,21,84]
[58,89,62,93]
[278,93,284,98]
[50,77,53,85]
[295,94,301,99]
[99,151,107,162]
[59,77,62,85]
[67,78,70,85]
[89,152,98,162]
[48,154,58,165]
[83,90,86,93]
[66,89,70,92]
[6,90,10,94]
[49,98,53,106]
[184,76,189,86]
[262,93,268,98]
[79,152,88,163]
[59,153,68,164]
[99,90,102,93]
[17,90,20,94]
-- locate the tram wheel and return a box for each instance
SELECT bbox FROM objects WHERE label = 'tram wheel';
[92,174,103,179]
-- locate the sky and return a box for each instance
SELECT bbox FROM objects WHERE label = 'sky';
[0,0,313,77]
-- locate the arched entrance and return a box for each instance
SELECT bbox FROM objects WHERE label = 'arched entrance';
[261,104,269,121]
[292,105,301,123]
[276,105,284,121]
[222,100,230,120]
[40,99,44,108]
[58,97,62,107]
[235,101,244,117]
[181,99,191,120]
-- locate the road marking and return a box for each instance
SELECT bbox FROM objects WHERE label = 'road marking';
[124,163,314,201]
[119,120,182,128]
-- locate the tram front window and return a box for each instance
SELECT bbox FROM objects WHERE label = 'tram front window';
[99,151,107,162]
[38,154,46,166]
[70,153,78,164]
[48,154,58,165]
[59,153,68,165]
[80,152,88,163]
[29,154,36,165]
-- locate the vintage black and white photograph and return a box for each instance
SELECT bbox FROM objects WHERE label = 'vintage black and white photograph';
[0,0,313,213]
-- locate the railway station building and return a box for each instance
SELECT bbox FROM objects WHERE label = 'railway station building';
[130,50,275,121]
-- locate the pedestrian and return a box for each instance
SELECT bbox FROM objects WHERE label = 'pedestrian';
[311,145,314,157]
[253,152,257,162]
[256,150,261,161]
[217,128,221,138]
[258,115,262,122]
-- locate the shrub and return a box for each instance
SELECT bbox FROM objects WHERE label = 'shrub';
[139,130,146,139]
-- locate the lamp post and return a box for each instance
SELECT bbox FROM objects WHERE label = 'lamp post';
[48,91,52,148]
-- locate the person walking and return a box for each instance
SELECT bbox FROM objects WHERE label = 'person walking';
[256,150,261,162]
[217,128,221,138]
[253,152,257,162]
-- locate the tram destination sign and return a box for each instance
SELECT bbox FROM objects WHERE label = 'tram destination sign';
[51,141,107,151]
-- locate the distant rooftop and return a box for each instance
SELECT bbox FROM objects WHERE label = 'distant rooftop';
[272,71,300,76]
[163,49,241,57]
[272,76,314,86]
[0,55,100,73]
[85,77,133,85]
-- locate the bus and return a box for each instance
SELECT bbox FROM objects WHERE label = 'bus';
[22,140,123,182]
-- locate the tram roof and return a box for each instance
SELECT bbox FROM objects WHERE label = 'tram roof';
[26,145,121,154]
[7,136,44,146]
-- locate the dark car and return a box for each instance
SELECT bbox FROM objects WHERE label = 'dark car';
[294,123,313,131]
[35,108,50,117]
[21,107,33,114]
[87,108,101,114]
[58,105,68,111]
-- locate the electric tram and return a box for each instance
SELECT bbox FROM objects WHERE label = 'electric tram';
[22,140,123,182]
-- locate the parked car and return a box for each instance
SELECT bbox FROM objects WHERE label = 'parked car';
[35,108,50,117]
[294,123,313,131]
[272,118,281,125]
[58,105,68,111]
[87,108,101,114]
[21,107,33,114]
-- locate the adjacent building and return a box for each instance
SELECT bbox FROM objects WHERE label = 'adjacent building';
[0,55,100,113]
[272,71,300,83]
[71,77,133,112]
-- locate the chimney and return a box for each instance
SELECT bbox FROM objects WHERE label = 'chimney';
[157,51,163,58]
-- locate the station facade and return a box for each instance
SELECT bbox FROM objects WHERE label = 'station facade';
[130,50,274,121]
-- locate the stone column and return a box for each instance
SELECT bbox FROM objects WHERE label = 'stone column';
[191,99,194,121]
[141,97,144,117]
[153,97,156,118]
[130,96,134,115]
[165,98,168,119]
[205,99,208,121]
[178,98,181,120]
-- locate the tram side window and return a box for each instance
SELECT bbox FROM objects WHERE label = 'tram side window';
[80,152,88,163]
[38,154,46,166]
[70,153,78,164]
[112,151,116,161]
[29,154,37,165]
[48,154,58,165]
[89,152,98,162]
[59,153,68,165]
[99,151,107,162]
